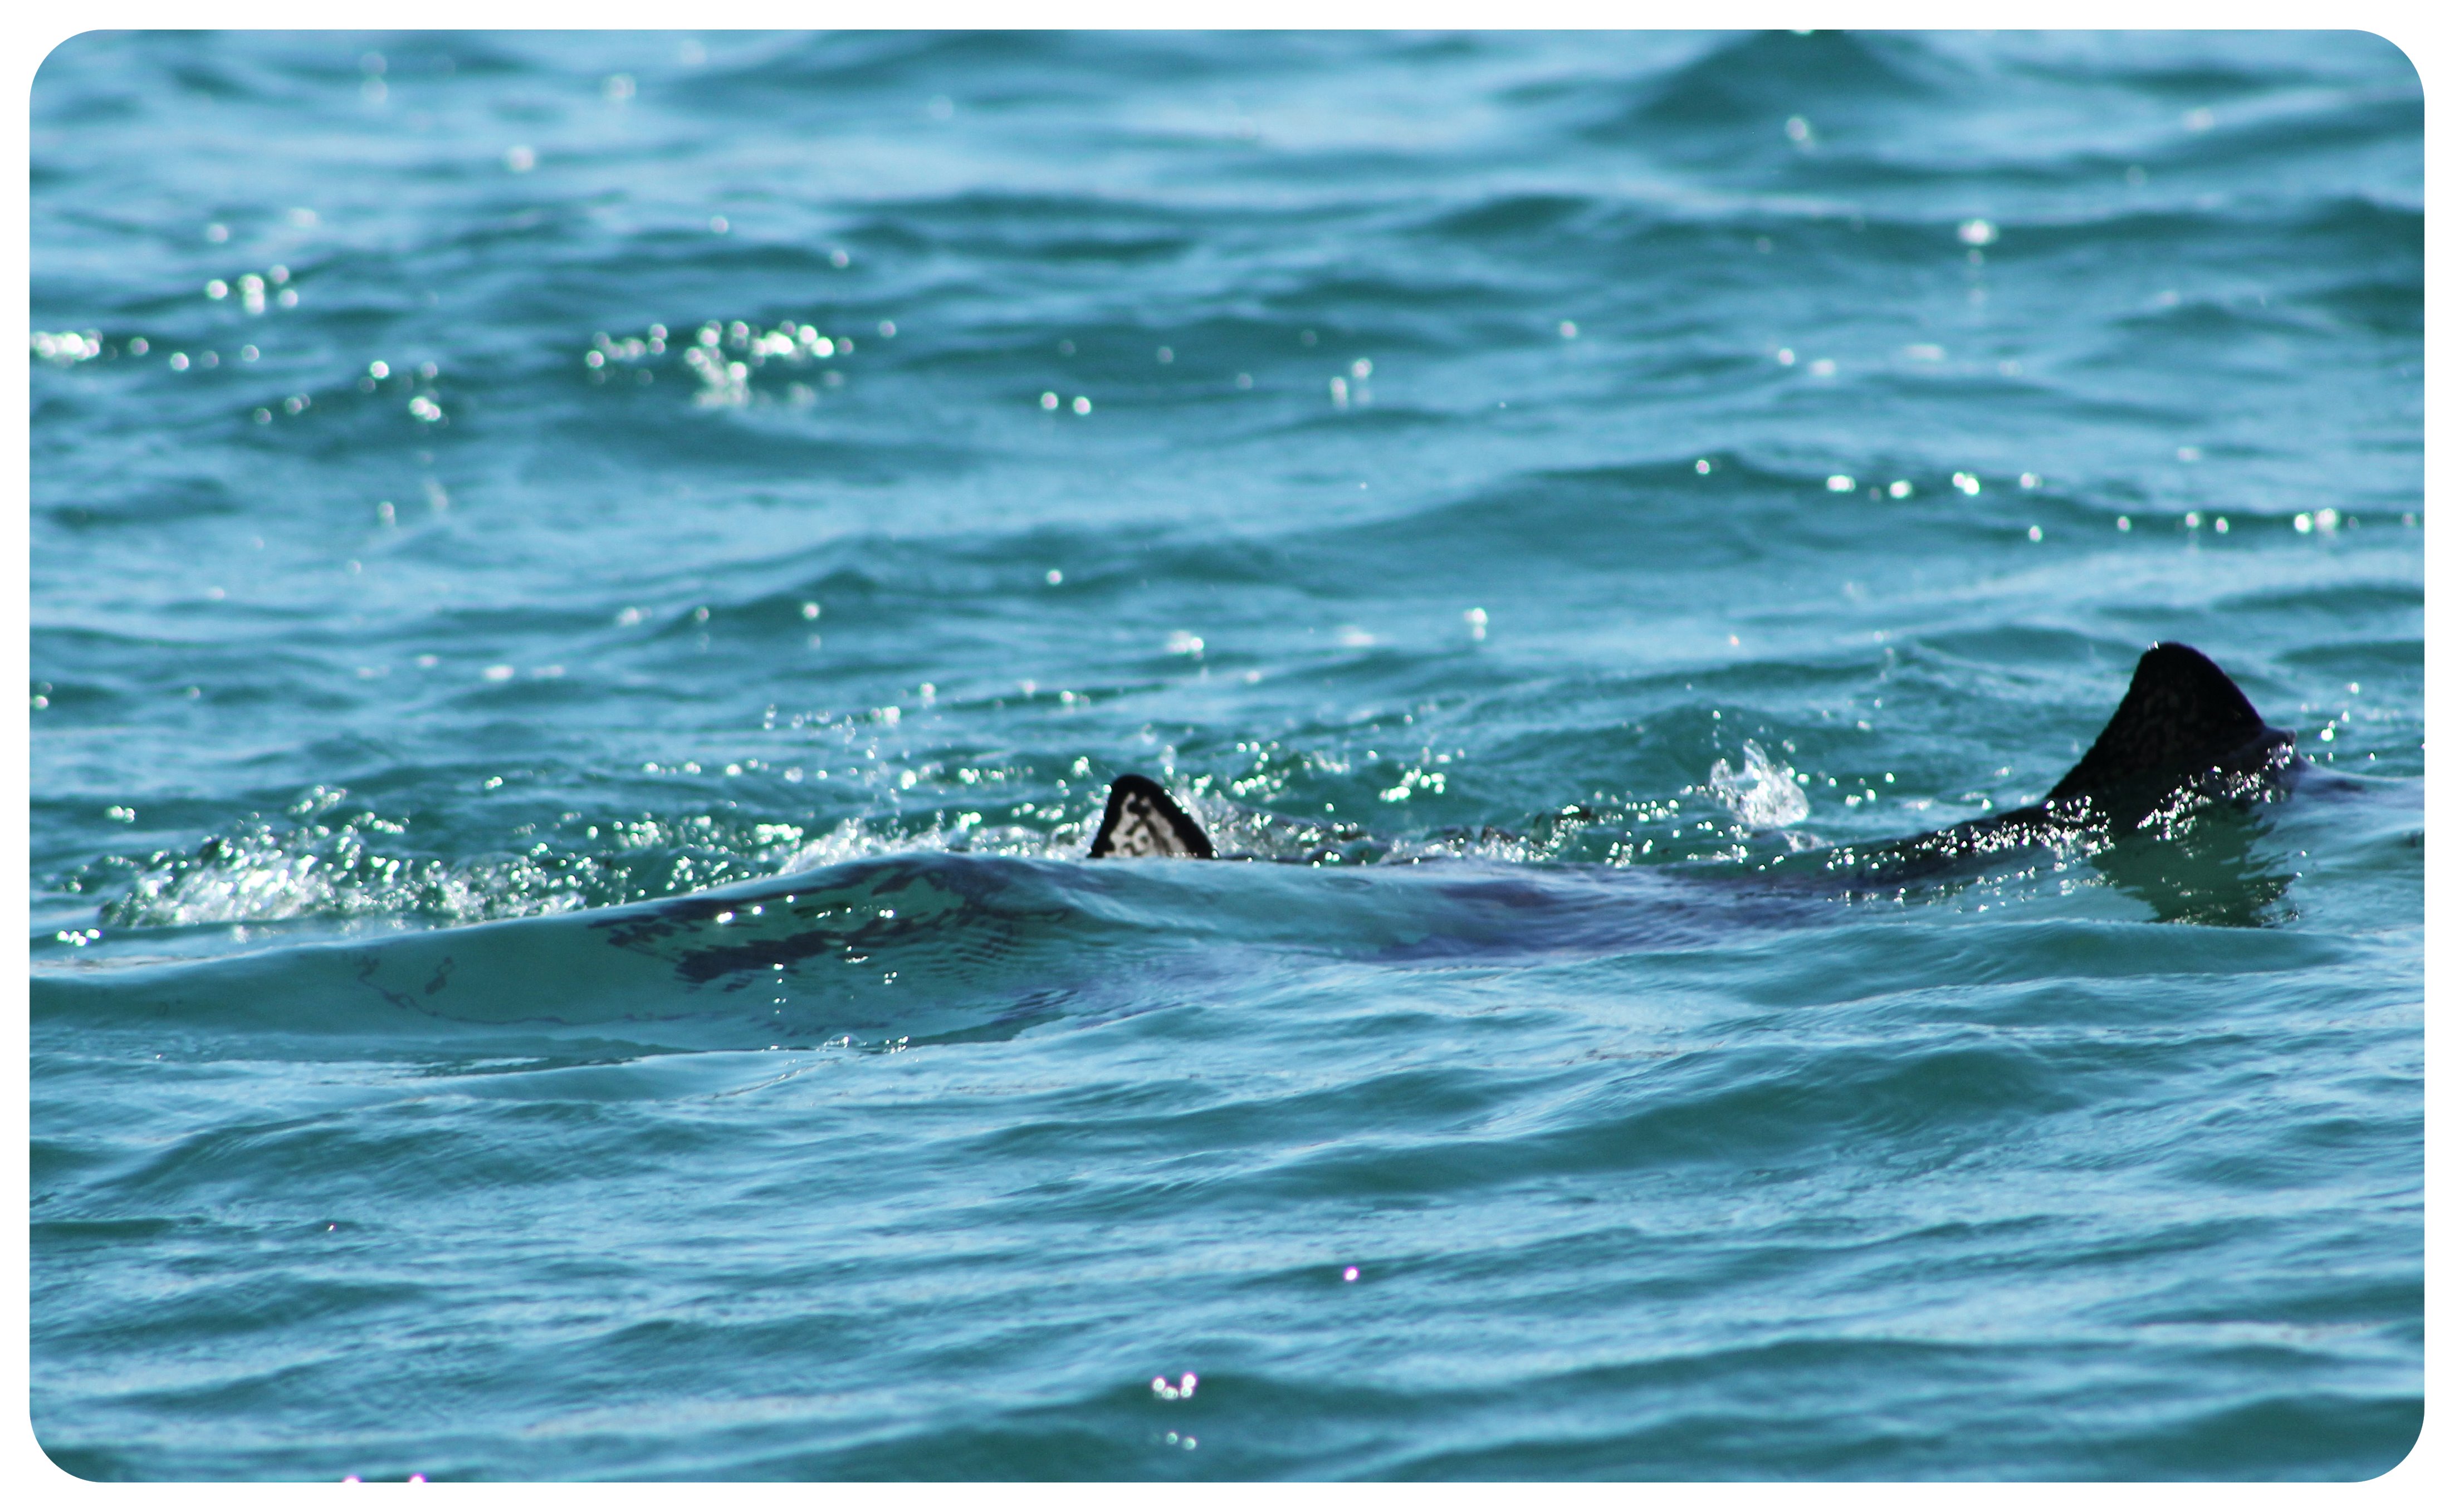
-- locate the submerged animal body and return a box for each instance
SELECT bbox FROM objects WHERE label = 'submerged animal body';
[261,645,2291,1042]
[1085,643,2299,873]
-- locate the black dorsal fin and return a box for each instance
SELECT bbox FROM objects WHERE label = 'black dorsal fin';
[2047,643,2279,803]
[1087,775,1216,859]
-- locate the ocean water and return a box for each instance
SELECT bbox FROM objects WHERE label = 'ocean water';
[27,31,2423,1480]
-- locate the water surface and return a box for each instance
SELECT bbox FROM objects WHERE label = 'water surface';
[30,30,2423,1479]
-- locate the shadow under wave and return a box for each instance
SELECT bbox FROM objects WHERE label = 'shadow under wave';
[1593,30,1949,143]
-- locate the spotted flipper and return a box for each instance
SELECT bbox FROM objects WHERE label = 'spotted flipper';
[1087,775,1215,859]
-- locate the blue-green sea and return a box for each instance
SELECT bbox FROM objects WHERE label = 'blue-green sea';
[29,31,2423,1480]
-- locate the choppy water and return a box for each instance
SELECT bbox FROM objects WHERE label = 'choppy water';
[30,31,2423,1480]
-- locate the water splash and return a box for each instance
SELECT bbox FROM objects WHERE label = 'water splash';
[97,820,598,928]
[776,812,1084,872]
[91,807,830,930]
[1708,740,1811,831]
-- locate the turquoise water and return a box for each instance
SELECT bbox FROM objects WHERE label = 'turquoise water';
[29,31,2422,1480]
